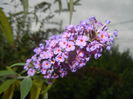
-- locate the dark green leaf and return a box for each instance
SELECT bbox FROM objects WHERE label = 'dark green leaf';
[0,79,16,94]
[20,77,32,99]
[2,83,16,99]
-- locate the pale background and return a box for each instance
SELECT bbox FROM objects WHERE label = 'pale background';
[0,0,133,56]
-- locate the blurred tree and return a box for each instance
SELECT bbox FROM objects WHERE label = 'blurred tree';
[0,0,81,67]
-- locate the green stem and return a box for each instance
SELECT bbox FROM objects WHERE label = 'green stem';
[17,76,29,79]
[41,84,53,94]
[41,80,56,99]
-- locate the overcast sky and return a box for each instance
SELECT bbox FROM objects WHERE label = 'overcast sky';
[55,0,133,56]
[1,0,133,56]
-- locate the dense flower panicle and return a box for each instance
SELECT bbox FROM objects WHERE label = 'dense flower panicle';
[24,17,118,79]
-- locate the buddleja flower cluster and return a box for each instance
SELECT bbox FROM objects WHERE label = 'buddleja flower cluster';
[24,17,118,79]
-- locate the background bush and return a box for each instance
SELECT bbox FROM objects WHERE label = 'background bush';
[49,47,133,99]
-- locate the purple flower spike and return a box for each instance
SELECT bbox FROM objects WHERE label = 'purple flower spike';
[24,17,118,79]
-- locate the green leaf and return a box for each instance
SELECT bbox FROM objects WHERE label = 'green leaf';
[69,0,74,24]
[20,77,32,99]
[21,0,29,15]
[0,79,16,94]
[0,8,14,44]
[0,70,17,76]
[30,80,43,99]
[10,63,25,68]
[2,83,16,99]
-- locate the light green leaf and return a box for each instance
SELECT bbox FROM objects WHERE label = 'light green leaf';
[20,77,32,99]
[0,70,17,76]
[30,80,43,99]
[0,79,16,94]
[2,83,16,99]
[10,63,25,68]
[69,0,74,24]
[0,8,14,44]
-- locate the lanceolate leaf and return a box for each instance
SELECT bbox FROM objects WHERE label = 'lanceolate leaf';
[0,70,17,76]
[69,0,74,24]
[0,79,16,94]
[20,77,32,99]
[0,8,14,44]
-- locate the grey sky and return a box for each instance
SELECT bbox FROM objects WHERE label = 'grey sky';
[54,0,133,56]
[1,0,133,56]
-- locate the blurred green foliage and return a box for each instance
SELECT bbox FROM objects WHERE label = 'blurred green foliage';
[0,0,80,68]
[49,47,133,99]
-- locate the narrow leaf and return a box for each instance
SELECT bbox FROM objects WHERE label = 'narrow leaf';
[0,79,16,94]
[0,8,14,44]
[0,70,17,76]
[69,0,74,24]
[10,63,25,68]
[21,0,29,15]
[2,83,16,99]
[20,77,32,99]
